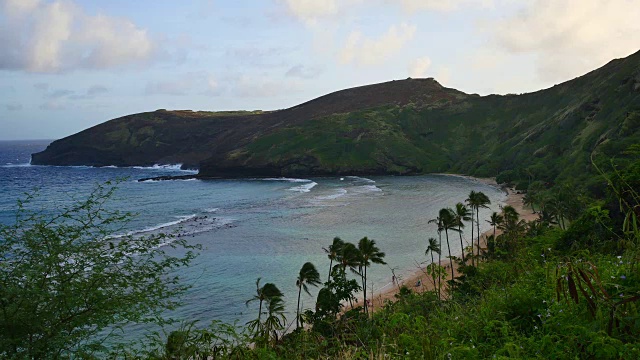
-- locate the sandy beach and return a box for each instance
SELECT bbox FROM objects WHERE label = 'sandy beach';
[352,176,538,313]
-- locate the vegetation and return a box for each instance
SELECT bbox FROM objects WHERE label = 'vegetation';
[105,143,637,359]
[0,182,198,359]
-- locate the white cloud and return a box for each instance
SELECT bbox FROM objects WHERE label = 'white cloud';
[436,66,451,85]
[492,0,640,82]
[340,23,416,65]
[283,0,338,25]
[0,0,157,72]
[285,64,324,79]
[391,0,493,12]
[408,56,432,77]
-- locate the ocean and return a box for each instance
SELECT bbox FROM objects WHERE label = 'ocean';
[0,139,506,338]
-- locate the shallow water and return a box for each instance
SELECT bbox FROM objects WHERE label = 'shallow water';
[0,140,506,337]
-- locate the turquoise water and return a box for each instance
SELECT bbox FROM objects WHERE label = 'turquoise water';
[0,140,506,336]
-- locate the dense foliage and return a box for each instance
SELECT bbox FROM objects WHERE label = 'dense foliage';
[0,182,198,359]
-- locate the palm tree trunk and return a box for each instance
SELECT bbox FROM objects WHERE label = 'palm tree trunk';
[258,300,263,323]
[296,286,302,329]
[476,208,481,260]
[438,233,442,298]
[470,213,475,267]
[458,224,465,263]
[445,230,454,282]
[364,266,368,315]
[328,259,333,282]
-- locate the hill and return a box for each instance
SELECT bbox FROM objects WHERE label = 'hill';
[31,51,640,183]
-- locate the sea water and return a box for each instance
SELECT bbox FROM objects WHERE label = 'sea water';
[0,139,506,338]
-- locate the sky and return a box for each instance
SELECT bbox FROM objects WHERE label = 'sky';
[1,0,639,140]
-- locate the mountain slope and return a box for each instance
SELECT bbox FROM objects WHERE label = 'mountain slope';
[31,51,640,182]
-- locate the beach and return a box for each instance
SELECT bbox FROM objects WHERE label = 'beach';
[356,177,538,313]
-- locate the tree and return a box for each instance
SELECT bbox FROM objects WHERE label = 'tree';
[0,182,198,358]
[322,237,344,282]
[246,278,283,338]
[487,211,503,239]
[439,208,459,281]
[454,203,471,263]
[467,191,491,262]
[425,237,441,298]
[428,214,444,292]
[296,262,322,329]
[357,237,386,315]
[263,296,286,345]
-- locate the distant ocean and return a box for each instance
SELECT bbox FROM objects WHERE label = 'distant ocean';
[0,139,506,337]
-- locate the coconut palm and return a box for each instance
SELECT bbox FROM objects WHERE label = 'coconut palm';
[425,237,441,297]
[428,214,444,291]
[454,202,471,263]
[523,192,536,213]
[323,237,344,281]
[467,191,491,262]
[263,296,286,344]
[246,278,284,326]
[295,262,322,329]
[439,208,459,281]
[465,191,478,266]
[357,237,386,314]
[487,211,503,238]
[337,242,361,277]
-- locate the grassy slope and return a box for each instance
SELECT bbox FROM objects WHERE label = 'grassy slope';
[206,51,639,181]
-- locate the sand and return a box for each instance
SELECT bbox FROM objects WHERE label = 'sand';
[350,176,539,313]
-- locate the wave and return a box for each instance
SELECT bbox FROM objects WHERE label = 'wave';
[1,163,31,168]
[131,164,197,172]
[288,181,318,193]
[257,177,312,183]
[126,214,197,236]
[353,185,383,193]
[346,176,376,183]
[204,208,219,213]
[314,188,347,200]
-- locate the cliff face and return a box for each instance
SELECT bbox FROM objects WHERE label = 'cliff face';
[32,51,640,181]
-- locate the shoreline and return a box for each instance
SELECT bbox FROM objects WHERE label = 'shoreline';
[352,176,538,313]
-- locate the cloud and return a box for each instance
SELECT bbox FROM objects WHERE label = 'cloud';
[33,82,49,91]
[281,0,338,25]
[6,102,22,111]
[340,23,416,65]
[145,72,220,96]
[87,85,108,96]
[39,100,65,110]
[392,0,493,12]
[285,64,324,79]
[0,0,157,72]
[47,89,74,99]
[408,57,432,78]
[491,0,640,82]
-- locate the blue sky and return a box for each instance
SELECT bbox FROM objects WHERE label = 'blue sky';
[1,0,639,140]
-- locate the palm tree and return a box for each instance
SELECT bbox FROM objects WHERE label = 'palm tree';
[523,192,536,213]
[425,237,440,268]
[357,237,386,314]
[465,191,478,266]
[487,211,503,239]
[323,237,344,282]
[468,191,491,261]
[263,296,286,344]
[428,214,444,291]
[246,278,284,326]
[425,237,441,297]
[439,208,459,281]
[454,203,471,263]
[295,262,322,329]
[337,242,361,277]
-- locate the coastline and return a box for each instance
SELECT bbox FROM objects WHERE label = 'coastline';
[353,176,538,313]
